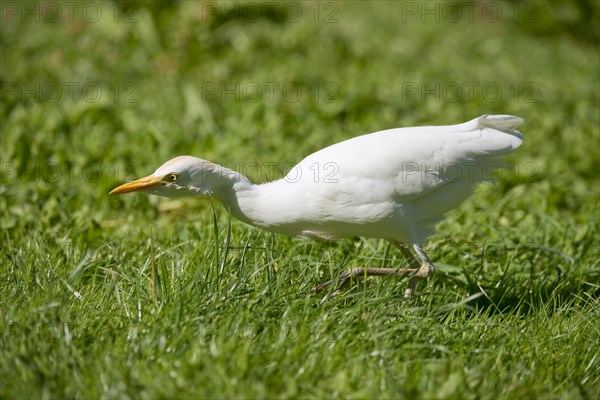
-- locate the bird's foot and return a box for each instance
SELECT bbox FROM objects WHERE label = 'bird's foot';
[403,262,434,298]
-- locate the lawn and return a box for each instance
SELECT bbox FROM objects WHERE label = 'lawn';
[1,1,599,398]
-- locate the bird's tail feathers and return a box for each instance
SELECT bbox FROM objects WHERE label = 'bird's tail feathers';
[455,114,524,156]
[473,114,524,139]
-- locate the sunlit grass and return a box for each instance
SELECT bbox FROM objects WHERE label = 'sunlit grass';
[1,1,599,398]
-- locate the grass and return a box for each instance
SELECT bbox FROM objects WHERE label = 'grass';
[1,1,599,398]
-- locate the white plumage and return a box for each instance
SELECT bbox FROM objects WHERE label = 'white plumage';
[111,114,523,297]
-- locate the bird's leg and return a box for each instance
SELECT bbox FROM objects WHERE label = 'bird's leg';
[398,243,435,298]
[310,242,435,298]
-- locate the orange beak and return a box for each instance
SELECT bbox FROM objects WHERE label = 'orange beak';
[109,175,164,195]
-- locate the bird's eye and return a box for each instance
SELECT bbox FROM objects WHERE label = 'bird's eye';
[168,173,178,182]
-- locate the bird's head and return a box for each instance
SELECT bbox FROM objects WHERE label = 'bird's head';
[109,156,238,198]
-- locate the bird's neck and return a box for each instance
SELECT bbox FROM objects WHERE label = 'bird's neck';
[213,178,257,225]
[203,166,259,225]
[210,169,301,232]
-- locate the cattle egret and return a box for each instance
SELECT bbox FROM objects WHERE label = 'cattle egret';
[110,114,523,297]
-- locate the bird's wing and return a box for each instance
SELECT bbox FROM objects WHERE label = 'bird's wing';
[286,114,523,205]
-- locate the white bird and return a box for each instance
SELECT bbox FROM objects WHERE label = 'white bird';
[110,114,523,297]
